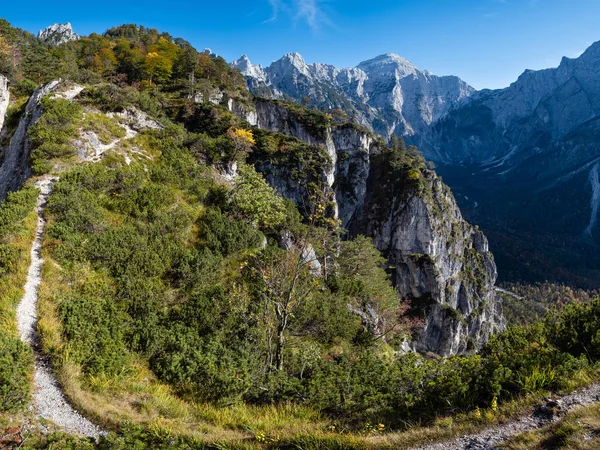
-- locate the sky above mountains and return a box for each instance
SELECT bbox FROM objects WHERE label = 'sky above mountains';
[3,0,600,90]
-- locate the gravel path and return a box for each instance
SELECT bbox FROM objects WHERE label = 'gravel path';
[16,177,105,439]
[413,382,600,450]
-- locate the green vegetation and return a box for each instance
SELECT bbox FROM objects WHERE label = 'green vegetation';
[28,96,83,174]
[501,281,599,325]
[3,17,600,450]
[35,122,600,446]
[0,186,38,412]
[82,112,126,144]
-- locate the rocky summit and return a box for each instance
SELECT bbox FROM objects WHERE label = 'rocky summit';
[37,22,80,45]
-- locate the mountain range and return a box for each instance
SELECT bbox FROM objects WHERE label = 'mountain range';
[2,19,600,449]
[235,44,600,287]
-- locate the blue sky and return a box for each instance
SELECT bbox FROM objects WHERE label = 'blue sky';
[3,0,600,90]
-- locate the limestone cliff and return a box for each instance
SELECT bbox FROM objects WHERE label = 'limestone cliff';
[0,75,9,134]
[38,23,80,46]
[231,98,505,355]
[0,80,60,200]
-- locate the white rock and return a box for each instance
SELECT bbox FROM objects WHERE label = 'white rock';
[38,23,80,46]
[231,52,474,139]
[0,75,9,133]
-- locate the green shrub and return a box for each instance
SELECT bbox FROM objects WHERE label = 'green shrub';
[28,96,83,174]
[60,282,130,375]
[546,298,600,359]
[0,330,32,411]
[198,206,264,256]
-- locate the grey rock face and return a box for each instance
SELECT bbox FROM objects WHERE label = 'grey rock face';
[231,99,504,355]
[413,40,600,286]
[38,23,80,46]
[232,53,474,140]
[0,80,60,200]
[0,75,9,134]
[350,166,504,355]
[421,41,600,166]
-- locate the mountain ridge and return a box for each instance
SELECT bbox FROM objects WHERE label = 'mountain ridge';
[232,51,475,139]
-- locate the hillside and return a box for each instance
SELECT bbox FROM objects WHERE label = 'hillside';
[0,19,599,450]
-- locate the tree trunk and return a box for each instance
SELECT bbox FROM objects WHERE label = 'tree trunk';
[275,322,285,371]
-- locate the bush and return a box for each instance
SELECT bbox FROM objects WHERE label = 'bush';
[198,206,264,256]
[0,330,32,411]
[60,283,130,375]
[546,298,600,359]
[28,97,83,174]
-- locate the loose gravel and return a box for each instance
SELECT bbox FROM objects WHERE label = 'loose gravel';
[414,382,600,450]
[16,177,105,439]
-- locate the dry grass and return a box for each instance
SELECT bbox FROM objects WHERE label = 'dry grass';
[0,209,37,337]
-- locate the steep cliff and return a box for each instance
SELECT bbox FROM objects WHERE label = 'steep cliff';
[0,80,60,200]
[0,75,9,133]
[231,98,505,354]
[37,23,80,46]
[349,154,504,354]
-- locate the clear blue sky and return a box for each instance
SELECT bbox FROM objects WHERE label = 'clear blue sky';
[3,0,600,90]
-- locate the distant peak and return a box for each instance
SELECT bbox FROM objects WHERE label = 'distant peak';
[357,53,417,74]
[232,54,252,66]
[38,22,80,46]
[281,52,306,65]
[231,54,267,81]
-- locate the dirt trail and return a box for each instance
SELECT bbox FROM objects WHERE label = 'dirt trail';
[16,177,104,439]
[414,382,600,450]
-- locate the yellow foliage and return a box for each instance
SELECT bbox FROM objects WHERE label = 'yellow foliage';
[0,36,10,57]
[229,128,256,146]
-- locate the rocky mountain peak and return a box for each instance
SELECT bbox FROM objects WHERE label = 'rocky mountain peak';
[234,51,475,139]
[231,54,268,82]
[38,22,80,46]
[358,53,418,77]
[578,40,600,60]
[271,52,311,77]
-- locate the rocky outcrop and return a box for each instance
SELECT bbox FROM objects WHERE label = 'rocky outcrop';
[232,99,504,355]
[0,80,60,200]
[349,161,504,355]
[232,52,474,139]
[38,23,80,46]
[0,75,9,134]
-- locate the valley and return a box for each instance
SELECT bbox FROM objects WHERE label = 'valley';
[0,15,599,450]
